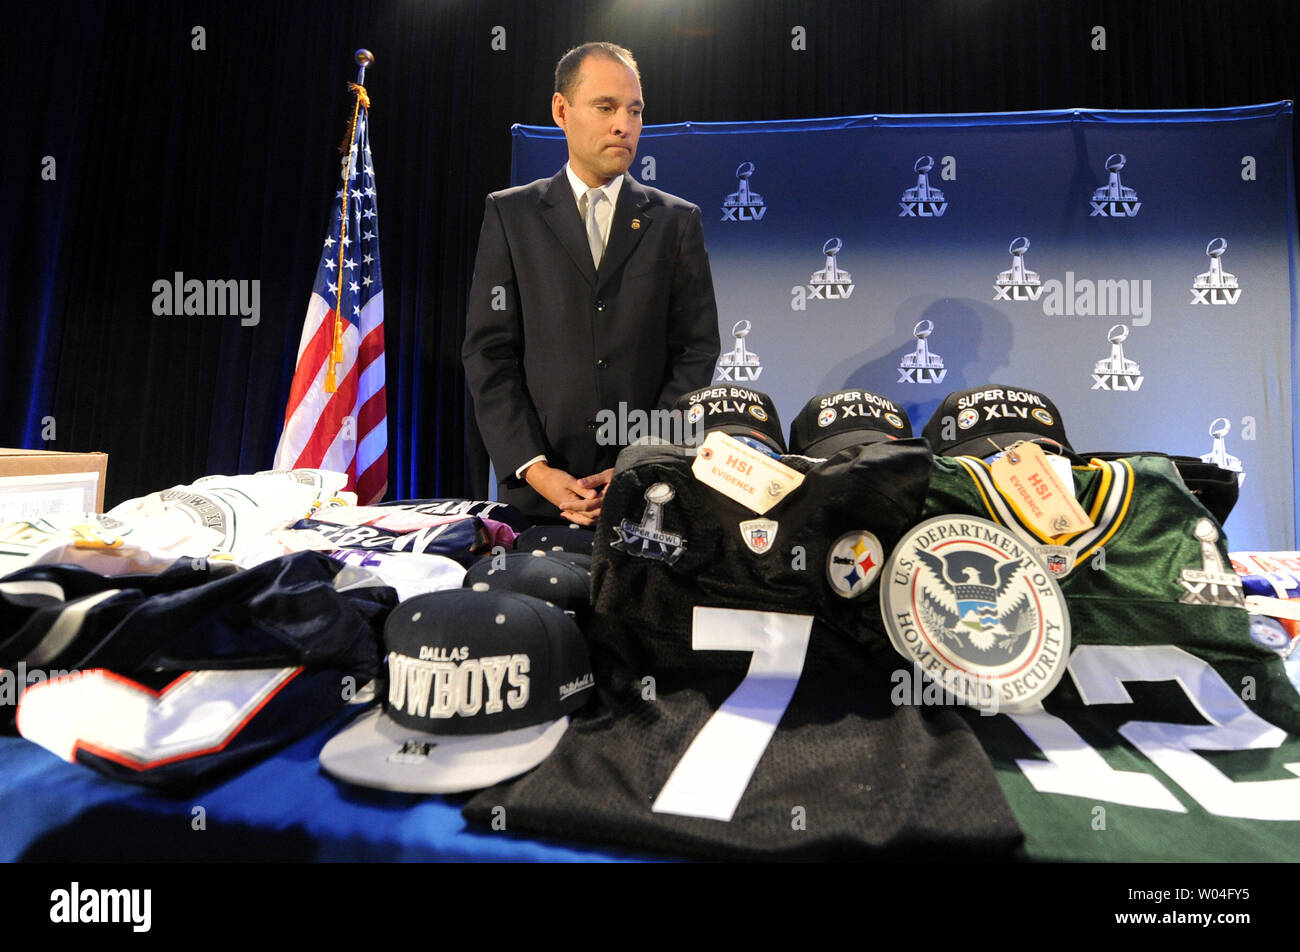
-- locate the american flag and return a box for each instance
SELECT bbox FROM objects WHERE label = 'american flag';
[273,86,387,504]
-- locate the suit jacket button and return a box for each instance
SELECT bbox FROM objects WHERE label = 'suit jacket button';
[596,359,609,370]
[594,299,607,311]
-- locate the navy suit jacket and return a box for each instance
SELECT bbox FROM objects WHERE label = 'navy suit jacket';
[462,169,721,520]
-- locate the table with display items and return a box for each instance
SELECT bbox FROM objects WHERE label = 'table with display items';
[0,704,668,863]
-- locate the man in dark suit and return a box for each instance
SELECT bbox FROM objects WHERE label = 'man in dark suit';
[462,42,720,525]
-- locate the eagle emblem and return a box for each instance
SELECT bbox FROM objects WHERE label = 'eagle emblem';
[881,515,1071,713]
[915,548,1038,663]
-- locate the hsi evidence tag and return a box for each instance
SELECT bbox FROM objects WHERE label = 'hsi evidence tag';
[690,431,803,515]
[988,442,1093,537]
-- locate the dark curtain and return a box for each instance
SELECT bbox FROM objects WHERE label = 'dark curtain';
[4,0,1297,507]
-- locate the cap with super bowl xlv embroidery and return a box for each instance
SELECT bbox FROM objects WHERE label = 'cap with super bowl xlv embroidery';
[514,524,595,556]
[922,384,1072,458]
[463,551,591,621]
[673,385,787,456]
[788,389,912,458]
[318,588,595,793]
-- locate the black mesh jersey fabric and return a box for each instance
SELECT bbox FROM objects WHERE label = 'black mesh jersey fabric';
[464,441,1023,859]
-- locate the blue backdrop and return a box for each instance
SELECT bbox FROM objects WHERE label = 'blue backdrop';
[513,102,1299,550]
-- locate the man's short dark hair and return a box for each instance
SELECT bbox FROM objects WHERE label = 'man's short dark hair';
[554,42,640,101]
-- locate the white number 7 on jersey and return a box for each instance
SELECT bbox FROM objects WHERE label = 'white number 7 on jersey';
[651,607,814,822]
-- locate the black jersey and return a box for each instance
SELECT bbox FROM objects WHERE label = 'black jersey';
[463,440,1023,859]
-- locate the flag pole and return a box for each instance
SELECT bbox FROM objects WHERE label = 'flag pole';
[355,47,373,85]
[326,49,375,393]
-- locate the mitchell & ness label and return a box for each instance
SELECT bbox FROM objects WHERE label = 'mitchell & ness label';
[882,515,1070,712]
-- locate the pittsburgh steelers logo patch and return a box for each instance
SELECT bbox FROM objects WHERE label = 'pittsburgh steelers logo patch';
[1031,408,1055,427]
[687,404,704,424]
[749,405,769,422]
[885,412,905,429]
[826,531,884,598]
[818,408,836,427]
[958,409,978,430]
[882,515,1070,712]
[1249,615,1292,653]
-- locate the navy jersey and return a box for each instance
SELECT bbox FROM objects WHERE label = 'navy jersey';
[289,515,491,567]
[5,552,395,789]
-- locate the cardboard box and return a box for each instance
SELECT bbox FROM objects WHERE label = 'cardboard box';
[0,449,109,521]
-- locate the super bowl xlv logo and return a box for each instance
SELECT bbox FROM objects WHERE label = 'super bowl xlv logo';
[1090,323,1144,391]
[993,237,1042,302]
[1089,153,1142,217]
[807,238,855,300]
[898,320,947,384]
[714,320,763,382]
[898,155,949,217]
[1200,417,1245,487]
[1178,518,1245,607]
[612,483,687,565]
[721,161,767,221]
[1191,238,1241,305]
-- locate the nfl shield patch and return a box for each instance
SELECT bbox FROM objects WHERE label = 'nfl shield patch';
[739,518,778,555]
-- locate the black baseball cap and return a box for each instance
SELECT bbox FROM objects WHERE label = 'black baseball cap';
[319,588,594,793]
[674,385,786,456]
[464,551,591,620]
[922,385,1072,458]
[789,389,912,458]
[514,524,595,556]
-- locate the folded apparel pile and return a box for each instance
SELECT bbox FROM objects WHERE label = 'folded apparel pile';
[2,551,396,790]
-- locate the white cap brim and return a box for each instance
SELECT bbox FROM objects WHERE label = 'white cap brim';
[319,707,569,793]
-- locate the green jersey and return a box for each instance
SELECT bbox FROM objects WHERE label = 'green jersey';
[926,454,1300,860]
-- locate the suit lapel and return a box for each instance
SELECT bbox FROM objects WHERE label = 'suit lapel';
[598,175,653,288]
[540,170,597,287]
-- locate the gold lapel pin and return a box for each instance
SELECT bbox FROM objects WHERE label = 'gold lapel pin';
[631,219,641,230]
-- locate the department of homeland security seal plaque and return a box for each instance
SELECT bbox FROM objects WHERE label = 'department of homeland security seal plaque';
[881,515,1071,712]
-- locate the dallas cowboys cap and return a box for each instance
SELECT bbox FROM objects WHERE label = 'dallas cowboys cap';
[922,385,1072,458]
[319,588,595,793]
[789,389,912,458]
[514,524,595,556]
[463,551,591,620]
[674,385,786,456]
